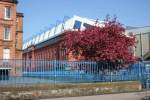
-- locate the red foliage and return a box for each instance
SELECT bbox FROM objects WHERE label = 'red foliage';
[61,18,137,64]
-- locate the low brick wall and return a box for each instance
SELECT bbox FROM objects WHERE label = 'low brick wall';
[0,81,141,100]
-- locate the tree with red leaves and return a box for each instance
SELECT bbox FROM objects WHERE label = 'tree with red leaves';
[61,17,137,69]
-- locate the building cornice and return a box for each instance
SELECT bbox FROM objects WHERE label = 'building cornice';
[0,0,18,4]
[17,12,24,17]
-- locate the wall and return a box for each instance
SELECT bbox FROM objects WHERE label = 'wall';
[0,1,23,59]
[135,32,150,59]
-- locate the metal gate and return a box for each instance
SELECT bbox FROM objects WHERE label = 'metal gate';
[141,61,150,98]
[143,61,150,89]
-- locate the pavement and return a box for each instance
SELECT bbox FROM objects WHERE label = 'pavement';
[41,91,150,100]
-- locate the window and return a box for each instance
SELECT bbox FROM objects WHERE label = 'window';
[16,18,19,31]
[4,27,11,40]
[4,7,11,19]
[3,49,10,60]
[83,23,92,28]
[73,20,82,30]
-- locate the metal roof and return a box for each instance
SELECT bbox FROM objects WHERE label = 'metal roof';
[23,15,104,50]
[126,26,150,35]
[23,15,150,50]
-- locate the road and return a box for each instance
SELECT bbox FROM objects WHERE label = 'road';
[42,92,149,100]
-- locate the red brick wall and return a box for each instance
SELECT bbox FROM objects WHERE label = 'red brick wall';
[0,1,23,59]
[23,40,69,61]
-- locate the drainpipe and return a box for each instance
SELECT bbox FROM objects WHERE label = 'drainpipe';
[140,33,143,58]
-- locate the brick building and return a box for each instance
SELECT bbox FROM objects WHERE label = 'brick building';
[0,0,23,60]
[23,16,150,61]
[23,16,104,61]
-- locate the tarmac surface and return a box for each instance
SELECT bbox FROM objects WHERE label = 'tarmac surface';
[42,91,150,100]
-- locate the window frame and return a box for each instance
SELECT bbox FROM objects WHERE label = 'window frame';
[4,6,11,20]
[4,27,11,41]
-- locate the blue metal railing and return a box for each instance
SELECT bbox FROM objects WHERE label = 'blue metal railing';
[0,60,148,85]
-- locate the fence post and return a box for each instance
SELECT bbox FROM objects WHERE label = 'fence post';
[138,61,142,81]
[110,72,112,82]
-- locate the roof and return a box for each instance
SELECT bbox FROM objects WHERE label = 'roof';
[23,15,150,50]
[23,15,104,50]
[126,26,150,35]
[125,26,138,30]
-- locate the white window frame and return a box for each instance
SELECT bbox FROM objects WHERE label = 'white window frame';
[4,27,11,40]
[3,49,10,60]
[4,7,11,20]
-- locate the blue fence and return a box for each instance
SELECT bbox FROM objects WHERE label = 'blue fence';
[22,60,140,82]
[0,60,145,85]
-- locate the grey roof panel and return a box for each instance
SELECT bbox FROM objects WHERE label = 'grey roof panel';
[126,26,150,34]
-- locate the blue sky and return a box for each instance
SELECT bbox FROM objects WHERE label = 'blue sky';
[17,0,150,41]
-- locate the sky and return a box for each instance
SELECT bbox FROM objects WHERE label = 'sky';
[17,0,150,41]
